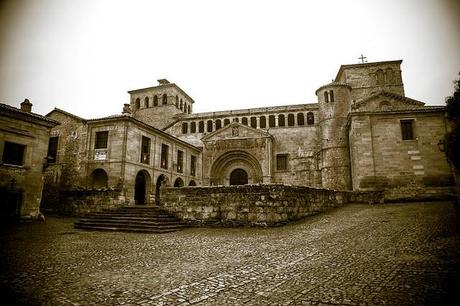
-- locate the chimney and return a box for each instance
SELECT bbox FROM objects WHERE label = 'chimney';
[122,103,131,115]
[157,79,170,85]
[20,99,32,113]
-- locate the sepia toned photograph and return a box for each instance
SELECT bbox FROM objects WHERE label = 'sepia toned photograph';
[1,0,460,305]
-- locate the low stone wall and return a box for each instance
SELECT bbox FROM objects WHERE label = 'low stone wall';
[58,188,127,216]
[160,184,383,227]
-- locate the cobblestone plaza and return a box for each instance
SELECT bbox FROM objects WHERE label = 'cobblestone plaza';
[2,202,460,305]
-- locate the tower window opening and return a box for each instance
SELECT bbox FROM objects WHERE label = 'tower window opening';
[307,112,314,125]
[250,117,257,128]
[278,114,285,127]
[297,113,305,126]
[181,122,188,134]
[162,94,167,105]
[242,117,248,125]
[215,119,222,130]
[144,97,150,108]
[153,95,158,106]
[198,121,204,133]
[135,98,140,109]
[207,120,213,132]
[288,114,295,126]
[329,90,335,102]
[224,118,230,126]
[190,122,197,133]
[324,91,329,103]
[269,115,275,127]
[260,116,266,128]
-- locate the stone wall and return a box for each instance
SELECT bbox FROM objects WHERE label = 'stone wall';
[58,188,127,216]
[160,185,383,227]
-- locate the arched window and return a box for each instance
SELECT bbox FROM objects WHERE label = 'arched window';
[376,69,385,85]
[269,115,275,127]
[181,122,188,134]
[288,114,295,126]
[260,116,266,128]
[307,112,314,125]
[379,101,391,109]
[329,90,335,102]
[174,178,184,187]
[215,119,222,130]
[233,117,239,122]
[180,99,183,111]
[224,118,230,126]
[153,95,158,106]
[207,120,213,132]
[385,68,394,83]
[144,97,150,108]
[242,117,248,125]
[190,122,196,133]
[278,114,285,127]
[188,180,197,186]
[187,105,191,114]
[162,94,167,105]
[297,113,305,126]
[176,95,179,108]
[135,98,140,109]
[250,117,257,128]
[324,91,329,103]
[198,121,204,133]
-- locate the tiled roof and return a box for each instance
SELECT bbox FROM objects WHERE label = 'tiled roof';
[352,91,425,110]
[1,103,60,126]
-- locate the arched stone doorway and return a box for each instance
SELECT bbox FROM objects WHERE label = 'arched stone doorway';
[174,178,184,187]
[188,180,197,186]
[135,170,151,205]
[230,168,248,185]
[90,168,108,189]
[155,174,169,205]
[210,150,263,186]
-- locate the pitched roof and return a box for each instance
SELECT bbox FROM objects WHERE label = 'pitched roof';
[127,83,195,103]
[46,107,87,122]
[1,103,59,127]
[351,91,425,110]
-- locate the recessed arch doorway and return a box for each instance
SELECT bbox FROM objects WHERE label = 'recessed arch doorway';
[155,174,169,205]
[135,170,151,205]
[230,168,248,185]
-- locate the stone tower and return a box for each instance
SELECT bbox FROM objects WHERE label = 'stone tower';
[128,79,194,129]
[316,82,352,190]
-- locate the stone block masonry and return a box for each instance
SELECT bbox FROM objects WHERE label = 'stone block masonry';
[161,184,383,227]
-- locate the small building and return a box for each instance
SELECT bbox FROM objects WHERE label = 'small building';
[0,100,59,220]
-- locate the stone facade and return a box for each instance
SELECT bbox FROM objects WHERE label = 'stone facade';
[0,101,58,219]
[43,59,454,208]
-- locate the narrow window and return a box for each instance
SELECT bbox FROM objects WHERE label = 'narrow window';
[135,98,141,109]
[250,117,257,128]
[260,116,266,128]
[187,105,191,114]
[278,114,285,127]
[215,119,222,130]
[269,115,275,127]
[176,95,179,108]
[324,91,329,103]
[140,136,150,164]
[153,95,158,106]
[191,155,196,176]
[190,122,197,133]
[297,113,305,126]
[307,112,314,125]
[242,117,248,125]
[95,131,108,149]
[161,144,169,169]
[177,150,184,173]
[162,94,167,105]
[198,121,204,133]
[144,97,150,108]
[2,141,25,166]
[376,69,385,85]
[400,120,415,140]
[47,136,59,163]
[276,154,288,171]
[233,118,239,122]
[329,90,335,102]
[224,118,230,126]
[385,68,394,83]
[207,120,213,132]
[180,99,183,111]
[288,114,295,126]
[181,122,188,134]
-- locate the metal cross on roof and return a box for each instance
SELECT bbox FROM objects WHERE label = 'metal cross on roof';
[358,54,367,63]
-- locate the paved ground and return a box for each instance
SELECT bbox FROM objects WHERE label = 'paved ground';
[1,202,460,305]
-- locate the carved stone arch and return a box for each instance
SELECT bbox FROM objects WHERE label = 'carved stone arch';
[210,150,263,186]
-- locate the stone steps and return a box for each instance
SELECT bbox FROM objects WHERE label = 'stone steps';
[74,206,185,233]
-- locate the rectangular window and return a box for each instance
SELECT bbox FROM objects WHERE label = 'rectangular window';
[2,141,26,166]
[191,155,196,176]
[95,131,108,149]
[161,144,169,169]
[177,150,184,173]
[276,154,288,171]
[140,136,150,164]
[47,136,58,163]
[400,120,415,140]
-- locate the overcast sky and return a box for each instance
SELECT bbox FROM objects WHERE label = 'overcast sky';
[1,0,459,118]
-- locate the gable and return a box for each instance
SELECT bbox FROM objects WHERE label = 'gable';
[351,91,425,112]
[201,122,271,142]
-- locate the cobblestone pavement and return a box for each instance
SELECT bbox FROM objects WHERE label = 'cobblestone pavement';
[1,202,460,305]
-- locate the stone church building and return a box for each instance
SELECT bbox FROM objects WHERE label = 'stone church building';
[44,59,453,205]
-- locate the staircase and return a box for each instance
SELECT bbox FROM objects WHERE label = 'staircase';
[74,206,186,233]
